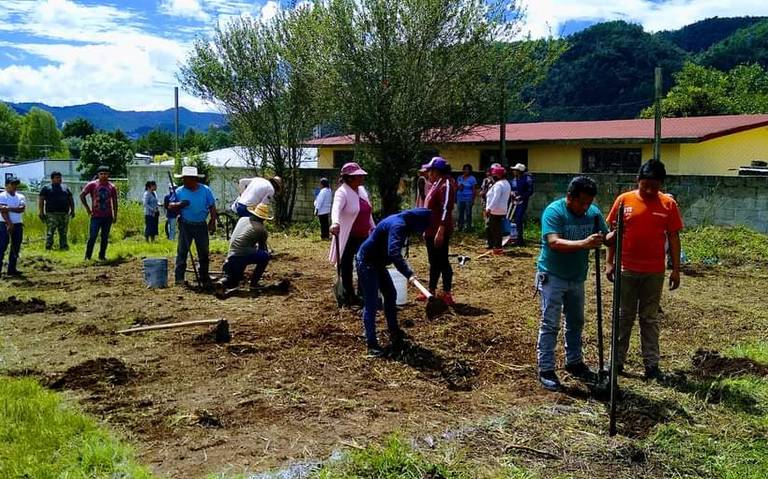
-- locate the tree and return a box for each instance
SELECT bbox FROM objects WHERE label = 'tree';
[641,62,768,117]
[700,19,768,71]
[17,107,65,159]
[135,128,175,156]
[180,6,324,223]
[180,128,211,152]
[78,132,133,179]
[0,102,21,159]
[61,117,95,139]
[206,126,234,149]
[318,0,557,214]
[63,136,84,159]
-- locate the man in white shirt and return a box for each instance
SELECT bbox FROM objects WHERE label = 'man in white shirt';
[231,176,283,217]
[314,177,332,239]
[0,176,27,276]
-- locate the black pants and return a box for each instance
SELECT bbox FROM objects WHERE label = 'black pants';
[85,217,112,260]
[487,214,503,249]
[341,236,365,297]
[319,214,330,240]
[426,233,453,292]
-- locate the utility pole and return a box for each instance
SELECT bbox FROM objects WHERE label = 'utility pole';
[654,67,662,162]
[500,80,508,168]
[174,87,181,175]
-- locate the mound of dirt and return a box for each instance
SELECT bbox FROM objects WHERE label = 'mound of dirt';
[691,349,768,377]
[49,357,135,391]
[387,340,477,391]
[0,296,76,316]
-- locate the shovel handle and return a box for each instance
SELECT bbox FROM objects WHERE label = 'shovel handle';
[411,278,432,298]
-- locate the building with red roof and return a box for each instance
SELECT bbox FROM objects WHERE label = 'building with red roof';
[307,114,768,175]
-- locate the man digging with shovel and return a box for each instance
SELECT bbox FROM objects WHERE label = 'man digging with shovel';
[356,208,445,357]
[536,176,611,391]
[214,203,271,297]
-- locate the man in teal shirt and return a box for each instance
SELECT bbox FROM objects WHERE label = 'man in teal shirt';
[536,176,608,391]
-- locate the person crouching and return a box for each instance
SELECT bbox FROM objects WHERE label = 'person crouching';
[356,208,432,357]
[216,203,272,293]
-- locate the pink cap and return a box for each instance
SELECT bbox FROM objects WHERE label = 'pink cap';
[340,162,367,176]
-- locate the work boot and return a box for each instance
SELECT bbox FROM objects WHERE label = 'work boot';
[390,329,407,349]
[366,343,385,358]
[565,361,597,382]
[645,365,667,382]
[538,370,561,391]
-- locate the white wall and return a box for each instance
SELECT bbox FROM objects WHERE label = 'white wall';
[0,161,45,185]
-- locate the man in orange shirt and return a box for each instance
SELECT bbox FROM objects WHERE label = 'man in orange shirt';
[606,159,683,381]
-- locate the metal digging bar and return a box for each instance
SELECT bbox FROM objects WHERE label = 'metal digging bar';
[594,216,605,380]
[609,202,624,437]
[168,171,200,286]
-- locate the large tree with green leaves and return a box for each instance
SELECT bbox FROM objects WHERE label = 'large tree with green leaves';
[17,107,66,159]
[0,102,21,159]
[318,0,559,214]
[62,117,95,139]
[180,6,324,223]
[135,128,175,156]
[641,62,768,117]
[699,19,768,71]
[78,132,133,179]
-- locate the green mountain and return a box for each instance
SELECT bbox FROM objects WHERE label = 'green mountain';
[659,16,766,53]
[699,19,768,71]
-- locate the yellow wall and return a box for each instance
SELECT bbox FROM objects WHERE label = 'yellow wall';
[679,126,768,176]
[315,126,768,175]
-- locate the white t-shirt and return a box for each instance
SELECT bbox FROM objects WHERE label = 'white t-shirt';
[0,191,26,224]
[485,179,511,216]
[236,177,274,206]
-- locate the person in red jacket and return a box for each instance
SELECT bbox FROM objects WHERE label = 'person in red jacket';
[418,156,457,306]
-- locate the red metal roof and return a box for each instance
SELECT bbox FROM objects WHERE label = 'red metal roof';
[308,114,768,146]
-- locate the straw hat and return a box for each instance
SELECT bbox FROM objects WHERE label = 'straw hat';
[247,203,273,220]
[174,166,205,178]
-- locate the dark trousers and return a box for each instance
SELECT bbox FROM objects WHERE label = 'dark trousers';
[341,236,365,297]
[85,217,112,260]
[457,200,473,231]
[487,214,504,249]
[319,214,330,240]
[426,233,453,292]
[357,259,400,347]
[222,250,270,288]
[512,202,527,245]
[0,223,23,274]
[175,221,210,283]
[144,214,159,240]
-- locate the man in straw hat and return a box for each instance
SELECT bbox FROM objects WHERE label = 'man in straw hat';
[215,203,272,293]
[232,175,283,218]
[167,166,218,286]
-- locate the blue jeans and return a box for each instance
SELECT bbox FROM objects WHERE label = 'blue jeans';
[166,217,177,240]
[222,250,270,288]
[457,200,473,231]
[356,258,400,347]
[0,223,23,274]
[536,271,585,372]
[512,201,528,245]
[175,221,210,283]
[85,217,112,260]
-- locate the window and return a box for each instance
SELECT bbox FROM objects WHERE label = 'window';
[479,149,528,171]
[333,150,354,168]
[581,148,641,174]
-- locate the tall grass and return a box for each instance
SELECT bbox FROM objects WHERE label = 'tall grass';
[0,377,153,478]
[681,225,768,266]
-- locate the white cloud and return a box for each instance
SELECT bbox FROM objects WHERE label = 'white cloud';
[260,1,279,23]
[160,0,209,22]
[521,0,768,38]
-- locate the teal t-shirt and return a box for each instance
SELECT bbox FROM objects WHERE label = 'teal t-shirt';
[537,198,608,282]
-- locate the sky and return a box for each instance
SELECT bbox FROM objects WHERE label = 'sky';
[0,0,767,112]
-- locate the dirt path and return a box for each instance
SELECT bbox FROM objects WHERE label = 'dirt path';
[2,234,767,477]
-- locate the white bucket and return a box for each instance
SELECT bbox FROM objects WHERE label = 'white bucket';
[388,267,408,306]
[143,258,168,288]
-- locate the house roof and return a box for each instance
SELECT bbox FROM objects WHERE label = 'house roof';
[307,114,768,146]
[157,146,319,169]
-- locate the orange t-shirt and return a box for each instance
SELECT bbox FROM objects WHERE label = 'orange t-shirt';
[607,191,684,273]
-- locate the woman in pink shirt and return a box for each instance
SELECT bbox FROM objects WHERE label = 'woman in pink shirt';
[329,162,375,306]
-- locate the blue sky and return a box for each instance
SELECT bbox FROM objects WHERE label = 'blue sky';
[1,0,767,112]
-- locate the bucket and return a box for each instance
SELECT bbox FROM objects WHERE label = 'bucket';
[388,267,408,306]
[143,258,168,288]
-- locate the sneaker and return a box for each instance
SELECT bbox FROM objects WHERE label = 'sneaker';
[440,292,455,306]
[645,365,666,382]
[565,361,597,382]
[366,344,385,358]
[538,370,561,391]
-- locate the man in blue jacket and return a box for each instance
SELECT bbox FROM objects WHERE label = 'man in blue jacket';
[356,208,431,357]
[509,163,534,246]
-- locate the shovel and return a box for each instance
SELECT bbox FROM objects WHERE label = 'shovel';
[410,277,449,319]
[333,234,349,307]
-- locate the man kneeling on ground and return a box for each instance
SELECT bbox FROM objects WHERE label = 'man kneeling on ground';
[536,176,610,391]
[216,203,272,293]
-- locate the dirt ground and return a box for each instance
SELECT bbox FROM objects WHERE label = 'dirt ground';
[2,233,767,477]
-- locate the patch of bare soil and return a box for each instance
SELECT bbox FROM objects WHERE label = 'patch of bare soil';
[2,233,768,478]
[691,349,768,377]
[0,295,75,315]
